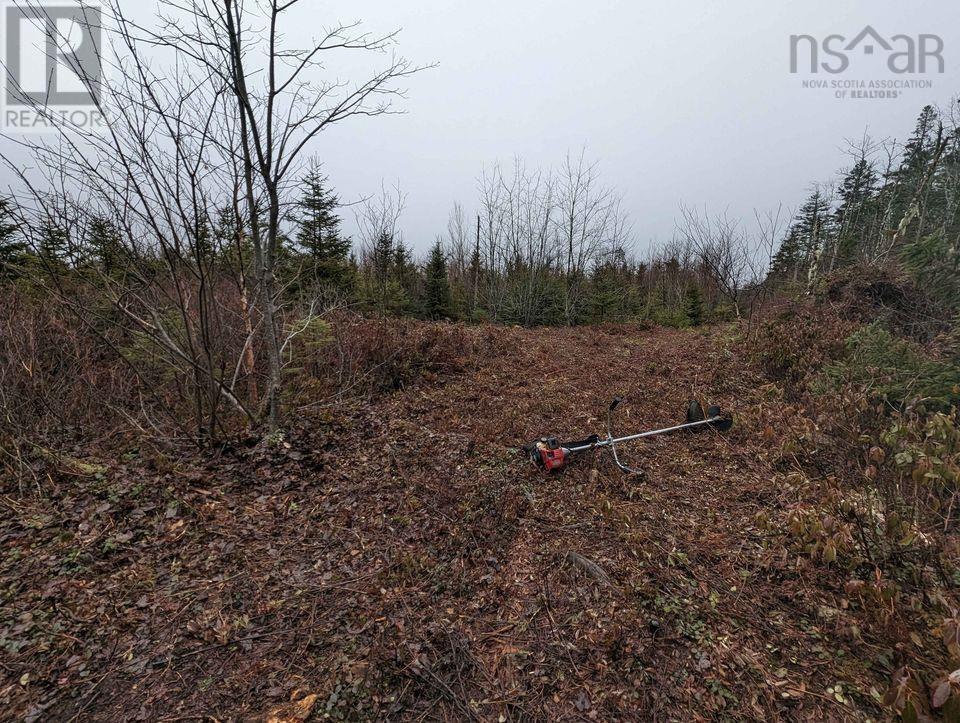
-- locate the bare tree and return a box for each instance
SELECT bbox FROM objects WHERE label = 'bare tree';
[677,205,750,318]
[555,149,626,324]
[445,203,472,282]
[744,205,787,335]
[356,181,405,310]
[2,0,427,434]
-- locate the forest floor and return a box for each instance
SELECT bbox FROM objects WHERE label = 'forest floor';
[2,322,894,721]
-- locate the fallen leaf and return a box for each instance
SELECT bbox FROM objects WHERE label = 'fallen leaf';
[266,693,318,723]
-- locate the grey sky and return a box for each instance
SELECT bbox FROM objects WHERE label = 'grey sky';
[3,0,959,255]
[310,0,960,253]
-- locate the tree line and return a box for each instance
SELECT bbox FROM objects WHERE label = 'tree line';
[770,103,960,295]
[0,149,757,331]
[0,0,955,441]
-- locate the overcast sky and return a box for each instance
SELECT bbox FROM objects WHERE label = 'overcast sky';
[3,0,959,255]
[307,0,960,253]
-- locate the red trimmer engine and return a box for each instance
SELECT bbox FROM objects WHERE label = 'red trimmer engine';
[530,437,567,471]
[524,432,601,472]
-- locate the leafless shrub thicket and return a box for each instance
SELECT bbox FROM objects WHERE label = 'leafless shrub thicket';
[470,152,631,325]
[677,203,786,324]
[1,0,427,440]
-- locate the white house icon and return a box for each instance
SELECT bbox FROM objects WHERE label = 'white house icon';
[845,26,892,55]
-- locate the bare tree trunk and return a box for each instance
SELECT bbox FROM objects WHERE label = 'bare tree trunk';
[889,126,948,253]
[473,213,481,314]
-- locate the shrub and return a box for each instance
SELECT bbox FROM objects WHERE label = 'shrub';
[879,411,959,529]
[282,314,333,375]
[752,303,855,395]
[0,290,135,489]
[287,314,493,405]
[650,306,691,329]
[823,323,960,412]
[900,232,959,316]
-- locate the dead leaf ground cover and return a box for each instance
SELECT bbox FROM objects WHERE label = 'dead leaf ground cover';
[0,322,917,720]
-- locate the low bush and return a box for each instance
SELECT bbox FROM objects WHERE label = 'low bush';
[0,290,136,489]
[753,266,959,721]
[751,303,855,395]
[285,313,498,406]
[823,323,960,412]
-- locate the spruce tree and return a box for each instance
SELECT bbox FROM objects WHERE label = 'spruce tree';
[193,216,214,264]
[87,216,123,276]
[422,240,452,320]
[900,232,959,315]
[468,244,482,316]
[391,241,417,315]
[931,127,960,239]
[883,105,940,239]
[371,231,393,289]
[294,166,348,283]
[0,198,25,280]
[213,206,242,261]
[393,242,415,292]
[37,221,69,267]
[833,156,878,266]
[775,190,832,283]
[770,228,803,281]
[900,105,939,181]
[588,262,623,323]
[683,284,705,326]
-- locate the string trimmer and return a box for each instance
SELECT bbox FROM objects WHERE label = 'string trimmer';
[523,398,733,474]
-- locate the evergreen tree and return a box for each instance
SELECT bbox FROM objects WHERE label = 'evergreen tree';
[371,230,393,289]
[900,105,940,181]
[770,228,803,281]
[0,198,26,280]
[772,190,831,283]
[340,251,359,298]
[795,189,831,256]
[294,166,349,283]
[213,206,243,260]
[883,105,940,239]
[37,220,70,267]
[900,231,959,315]
[390,241,417,315]
[422,240,452,320]
[193,216,214,264]
[468,244,482,317]
[932,128,960,239]
[833,156,878,266]
[588,262,624,323]
[683,284,705,326]
[87,216,123,276]
[363,231,400,313]
[393,241,416,292]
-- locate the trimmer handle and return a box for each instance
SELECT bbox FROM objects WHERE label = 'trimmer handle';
[562,433,601,452]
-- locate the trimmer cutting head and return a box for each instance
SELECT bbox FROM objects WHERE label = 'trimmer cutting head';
[686,401,734,432]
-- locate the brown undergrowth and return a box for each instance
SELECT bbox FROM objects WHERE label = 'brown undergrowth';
[751,273,960,723]
[1,316,955,721]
